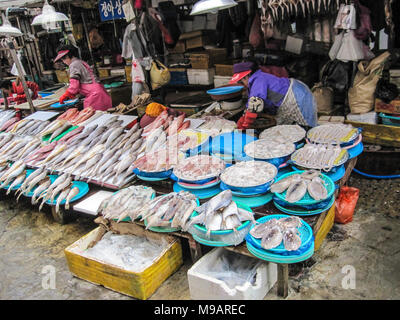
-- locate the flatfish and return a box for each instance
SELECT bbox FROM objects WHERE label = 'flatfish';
[250,219,278,239]
[307,176,328,201]
[261,226,283,250]
[283,228,302,251]
[285,180,307,203]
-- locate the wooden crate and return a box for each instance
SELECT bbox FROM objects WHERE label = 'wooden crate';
[55,70,69,83]
[189,49,227,69]
[345,120,400,147]
[375,98,400,115]
[169,40,186,54]
[215,64,234,76]
[186,35,209,50]
[98,67,111,79]
[64,225,183,300]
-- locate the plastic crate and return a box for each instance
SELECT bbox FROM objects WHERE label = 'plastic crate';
[169,68,189,85]
[187,248,277,300]
[379,113,400,127]
[64,226,183,300]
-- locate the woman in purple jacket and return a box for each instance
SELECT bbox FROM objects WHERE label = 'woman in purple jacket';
[230,62,317,129]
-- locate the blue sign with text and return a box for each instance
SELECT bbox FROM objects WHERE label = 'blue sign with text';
[99,0,125,21]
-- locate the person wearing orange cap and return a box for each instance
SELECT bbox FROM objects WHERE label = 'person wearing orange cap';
[140,102,184,128]
[231,61,317,130]
[54,45,112,111]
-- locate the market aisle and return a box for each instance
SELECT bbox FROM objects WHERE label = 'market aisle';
[0,176,399,300]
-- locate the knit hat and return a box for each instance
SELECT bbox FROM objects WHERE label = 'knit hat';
[145,102,167,117]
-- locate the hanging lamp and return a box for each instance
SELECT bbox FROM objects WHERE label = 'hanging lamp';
[190,0,238,15]
[31,0,69,30]
[0,13,23,37]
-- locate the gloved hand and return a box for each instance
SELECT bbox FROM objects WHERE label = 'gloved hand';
[237,111,258,129]
[59,90,76,104]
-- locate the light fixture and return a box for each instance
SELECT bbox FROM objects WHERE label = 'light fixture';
[0,13,23,37]
[190,0,238,15]
[31,0,69,31]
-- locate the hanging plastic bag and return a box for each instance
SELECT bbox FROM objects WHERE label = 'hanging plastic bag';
[150,59,171,90]
[335,186,360,224]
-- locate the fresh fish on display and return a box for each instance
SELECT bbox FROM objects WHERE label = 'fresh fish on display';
[55,185,73,214]
[173,155,225,182]
[307,176,328,201]
[197,116,237,137]
[307,123,358,145]
[135,191,197,230]
[270,174,301,193]
[285,180,308,203]
[283,228,302,251]
[31,178,51,205]
[244,139,295,159]
[220,161,277,188]
[250,219,278,239]
[167,114,185,136]
[185,190,256,235]
[261,226,283,250]
[6,171,26,195]
[259,124,306,144]
[0,162,26,188]
[98,186,155,222]
[65,186,80,210]
[17,169,48,200]
[0,117,19,132]
[0,134,13,149]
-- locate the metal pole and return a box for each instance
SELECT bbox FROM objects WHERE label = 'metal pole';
[7,40,35,113]
[81,12,98,77]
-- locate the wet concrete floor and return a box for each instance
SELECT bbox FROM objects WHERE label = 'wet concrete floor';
[0,174,399,300]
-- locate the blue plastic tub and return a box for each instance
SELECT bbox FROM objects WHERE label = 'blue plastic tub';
[207,86,244,96]
[220,180,273,195]
[379,113,400,127]
[133,168,173,179]
[211,132,257,161]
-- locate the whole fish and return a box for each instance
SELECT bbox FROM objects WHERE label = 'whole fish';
[36,173,69,204]
[0,117,19,132]
[31,121,50,136]
[39,120,67,137]
[1,163,26,188]
[105,127,124,149]
[283,228,302,251]
[58,126,84,143]
[76,153,103,180]
[40,176,72,211]
[6,171,26,195]
[261,225,283,250]
[39,144,67,165]
[285,180,308,203]
[16,169,48,201]
[65,186,80,210]
[113,154,137,182]
[55,185,72,214]
[0,160,24,183]
[270,174,301,194]
[0,134,13,149]
[31,178,51,205]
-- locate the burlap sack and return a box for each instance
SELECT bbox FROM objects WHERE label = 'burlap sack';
[312,83,334,114]
[348,51,390,114]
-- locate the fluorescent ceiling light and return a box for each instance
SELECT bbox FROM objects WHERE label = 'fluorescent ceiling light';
[31,0,69,29]
[190,0,238,15]
[0,13,23,37]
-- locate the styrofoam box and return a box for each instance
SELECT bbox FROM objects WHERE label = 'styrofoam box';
[214,75,231,88]
[187,68,215,85]
[187,248,277,300]
[346,112,377,124]
[193,16,207,31]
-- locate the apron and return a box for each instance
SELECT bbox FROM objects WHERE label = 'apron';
[75,61,112,111]
[277,79,318,127]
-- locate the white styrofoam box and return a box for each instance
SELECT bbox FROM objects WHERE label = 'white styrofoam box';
[187,68,215,85]
[187,248,277,300]
[192,16,207,31]
[214,75,231,88]
[110,68,125,76]
[73,190,114,215]
[347,112,378,124]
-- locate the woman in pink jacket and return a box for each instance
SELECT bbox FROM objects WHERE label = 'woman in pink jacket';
[54,45,112,111]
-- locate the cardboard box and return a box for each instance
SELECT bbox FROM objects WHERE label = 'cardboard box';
[187,68,215,85]
[215,64,234,76]
[169,40,186,54]
[64,224,183,300]
[186,35,209,50]
[189,48,227,69]
[375,98,400,115]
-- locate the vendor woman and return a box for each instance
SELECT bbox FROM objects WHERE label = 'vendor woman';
[231,62,317,129]
[54,45,112,111]
[0,78,39,105]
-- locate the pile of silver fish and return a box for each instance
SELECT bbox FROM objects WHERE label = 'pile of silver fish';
[0,134,42,162]
[291,143,346,171]
[244,139,295,159]
[259,124,306,144]
[98,185,155,222]
[137,191,198,230]
[307,124,358,145]
[220,160,277,188]
[25,121,144,186]
[0,165,81,213]
[187,190,256,236]
[0,110,17,129]
[2,118,51,136]
[250,216,303,251]
[271,170,328,203]
[173,155,226,181]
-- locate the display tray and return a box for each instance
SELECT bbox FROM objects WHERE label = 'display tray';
[273,196,335,216]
